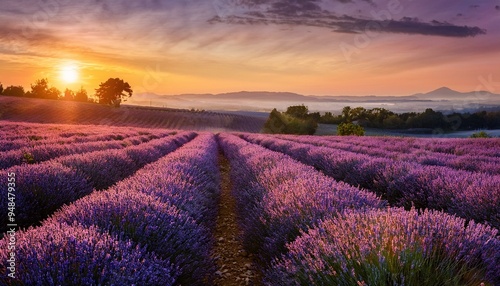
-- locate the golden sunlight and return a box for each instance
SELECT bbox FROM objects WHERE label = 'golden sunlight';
[59,64,79,84]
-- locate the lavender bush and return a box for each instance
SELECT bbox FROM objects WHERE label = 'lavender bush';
[113,133,221,230]
[242,134,500,229]
[51,189,214,285]
[267,208,500,286]
[54,133,193,190]
[218,133,386,266]
[0,162,92,233]
[0,222,178,285]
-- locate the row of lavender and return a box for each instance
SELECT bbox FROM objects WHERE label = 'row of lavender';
[0,131,196,233]
[0,134,221,285]
[242,133,500,229]
[219,134,499,285]
[319,135,500,157]
[0,122,173,151]
[0,132,173,170]
[280,134,500,175]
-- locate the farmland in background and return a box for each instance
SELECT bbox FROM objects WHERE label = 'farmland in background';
[0,96,266,132]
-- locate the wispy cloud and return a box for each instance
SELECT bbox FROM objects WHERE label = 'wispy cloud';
[209,0,486,37]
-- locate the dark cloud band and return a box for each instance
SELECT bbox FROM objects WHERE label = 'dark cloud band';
[210,0,486,37]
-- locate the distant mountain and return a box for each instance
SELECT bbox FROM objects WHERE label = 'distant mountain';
[130,87,500,114]
[413,87,500,101]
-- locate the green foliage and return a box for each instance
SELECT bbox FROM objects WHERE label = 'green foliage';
[337,122,365,136]
[383,114,405,129]
[264,108,318,135]
[470,131,492,138]
[95,78,133,107]
[3,85,25,97]
[322,106,500,131]
[285,105,309,119]
[319,112,342,124]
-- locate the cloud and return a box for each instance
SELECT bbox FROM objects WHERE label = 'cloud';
[209,0,486,37]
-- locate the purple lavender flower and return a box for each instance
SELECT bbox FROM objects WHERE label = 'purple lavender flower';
[267,208,499,285]
[0,222,179,285]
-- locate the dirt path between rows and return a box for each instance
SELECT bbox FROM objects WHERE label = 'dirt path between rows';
[213,153,262,286]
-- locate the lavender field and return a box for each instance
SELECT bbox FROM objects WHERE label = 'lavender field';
[0,121,499,285]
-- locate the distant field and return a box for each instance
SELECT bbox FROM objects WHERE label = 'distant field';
[315,123,500,137]
[0,96,266,132]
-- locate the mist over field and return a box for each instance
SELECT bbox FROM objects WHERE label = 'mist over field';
[128,87,500,114]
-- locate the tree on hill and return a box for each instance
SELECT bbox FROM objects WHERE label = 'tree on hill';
[74,87,88,102]
[3,85,25,97]
[63,88,75,101]
[28,79,61,100]
[95,78,133,107]
[0,82,3,94]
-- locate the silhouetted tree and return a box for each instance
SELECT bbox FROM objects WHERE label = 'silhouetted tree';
[95,78,132,107]
[0,82,3,94]
[74,87,88,102]
[63,88,75,101]
[3,85,25,97]
[28,78,60,100]
[48,87,61,100]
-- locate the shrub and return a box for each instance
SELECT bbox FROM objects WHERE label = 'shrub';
[470,131,492,138]
[337,122,365,136]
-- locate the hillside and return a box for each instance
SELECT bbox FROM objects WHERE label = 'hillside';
[0,96,266,132]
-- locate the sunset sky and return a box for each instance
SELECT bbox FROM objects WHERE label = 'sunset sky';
[0,0,499,96]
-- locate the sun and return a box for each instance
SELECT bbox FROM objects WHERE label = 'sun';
[60,64,79,84]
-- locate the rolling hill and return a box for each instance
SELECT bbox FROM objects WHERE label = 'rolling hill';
[0,96,266,132]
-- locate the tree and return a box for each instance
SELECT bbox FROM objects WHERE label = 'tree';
[74,87,88,102]
[63,88,75,101]
[264,109,287,134]
[95,78,133,107]
[285,105,309,119]
[29,78,60,100]
[342,106,352,122]
[337,122,365,136]
[47,87,62,100]
[0,82,3,94]
[3,85,25,97]
[264,107,318,135]
[383,115,405,129]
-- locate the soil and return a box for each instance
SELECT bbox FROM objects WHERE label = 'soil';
[212,153,262,286]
